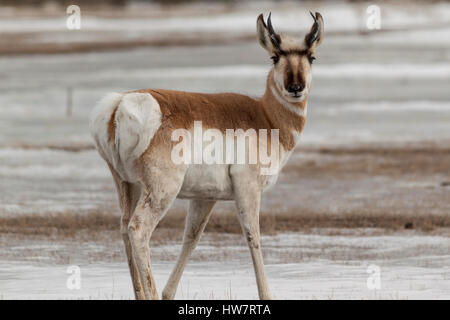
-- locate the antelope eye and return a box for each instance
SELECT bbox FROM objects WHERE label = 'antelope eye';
[271,55,279,64]
[308,56,316,64]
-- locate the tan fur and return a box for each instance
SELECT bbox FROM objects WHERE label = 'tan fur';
[92,12,323,301]
[132,70,306,158]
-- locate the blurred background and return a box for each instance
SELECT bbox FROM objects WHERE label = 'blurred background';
[0,0,449,299]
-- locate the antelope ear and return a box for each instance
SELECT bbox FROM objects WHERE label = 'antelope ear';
[257,13,280,53]
[305,11,324,50]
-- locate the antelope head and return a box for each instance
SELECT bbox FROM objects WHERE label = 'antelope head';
[257,12,324,102]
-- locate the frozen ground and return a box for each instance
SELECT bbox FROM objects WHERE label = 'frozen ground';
[2,1,450,32]
[0,32,449,215]
[0,1,449,299]
[1,1,450,54]
[1,35,449,149]
[0,232,449,300]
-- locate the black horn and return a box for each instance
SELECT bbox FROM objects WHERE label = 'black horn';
[267,12,281,49]
[305,11,322,47]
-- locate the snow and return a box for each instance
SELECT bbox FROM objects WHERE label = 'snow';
[0,0,449,300]
[320,101,450,114]
[1,1,449,37]
[25,63,447,81]
[0,232,448,299]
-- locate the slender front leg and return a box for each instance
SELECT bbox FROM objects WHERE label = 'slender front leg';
[231,169,272,300]
[162,200,216,300]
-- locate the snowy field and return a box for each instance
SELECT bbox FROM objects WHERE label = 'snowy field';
[1,1,450,53]
[0,1,449,299]
[1,232,449,299]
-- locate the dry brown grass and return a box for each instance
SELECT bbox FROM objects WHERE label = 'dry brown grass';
[1,208,448,242]
[0,32,256,56]
[287,145,450,177]
[1,143,448,240]
[1,143,95,152]
[192,210,450,234]
[0,210,119,238]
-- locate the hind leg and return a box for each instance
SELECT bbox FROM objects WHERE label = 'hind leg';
[120,183,145,300]
[127,167,185,300]
[108,164,145,300]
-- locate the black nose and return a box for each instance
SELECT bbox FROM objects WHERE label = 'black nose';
[287,83,304,93]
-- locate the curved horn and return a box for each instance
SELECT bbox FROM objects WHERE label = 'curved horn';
[267,12,281,48]
[305,11,323,48]
[267,12,276,36]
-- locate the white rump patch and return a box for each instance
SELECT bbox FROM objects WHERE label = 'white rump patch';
[89,92,124,165]
[89,92,162,181]
[115,93,162,178]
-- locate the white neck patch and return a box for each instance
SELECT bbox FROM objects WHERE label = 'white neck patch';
[270,85,307,118]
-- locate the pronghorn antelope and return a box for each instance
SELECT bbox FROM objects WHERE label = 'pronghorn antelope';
[90,12,324,300]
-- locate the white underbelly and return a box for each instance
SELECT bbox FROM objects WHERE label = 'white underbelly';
[178,164,234,200]
[176,142,294,200]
